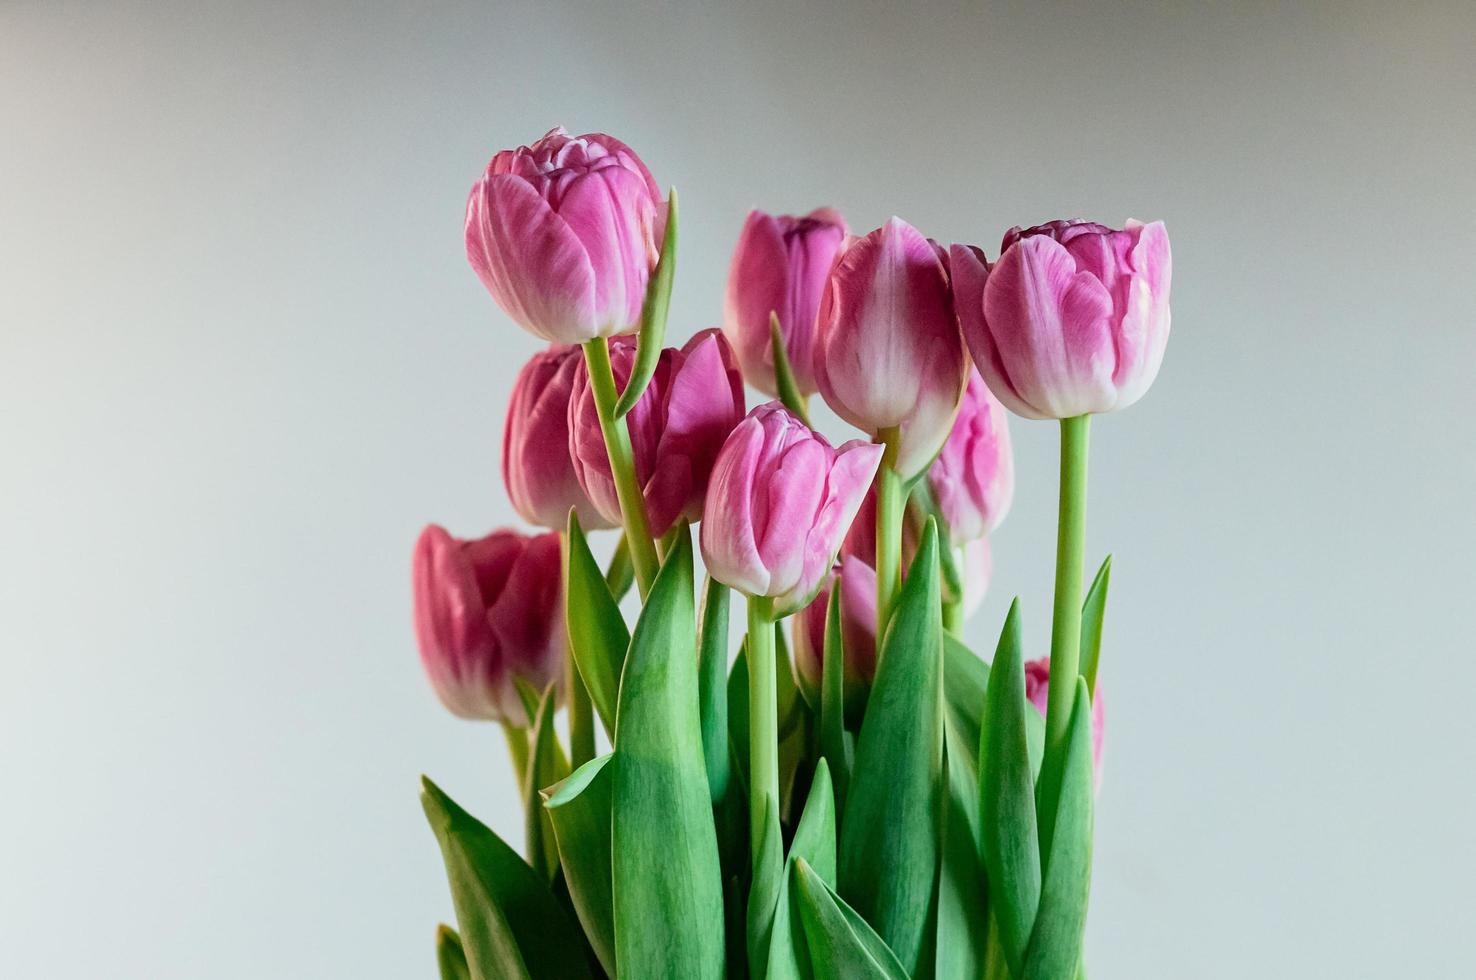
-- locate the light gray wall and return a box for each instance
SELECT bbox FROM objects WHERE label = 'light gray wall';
[3,2,1473,976]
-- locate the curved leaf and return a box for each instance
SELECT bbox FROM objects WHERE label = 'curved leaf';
[699,575,732,806]
[435,924,470,980]
[794,858,910,980]
[820,585,852,815]
[936,716,988,979]
[542,754,616,976]
[613,188,678,418]
[524,683,570,882]
[1080,556,1111,695]
[770,312,811,426]
[564,512,629,737]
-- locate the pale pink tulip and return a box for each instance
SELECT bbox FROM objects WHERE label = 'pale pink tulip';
[926,369,1014,545]
[791,555,878,714]
[1025,657,1105,785]
[952,220,1171,420]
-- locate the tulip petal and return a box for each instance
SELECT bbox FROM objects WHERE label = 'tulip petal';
[757,438,828,601]
[556,167,656,335]
[700,417,771,596]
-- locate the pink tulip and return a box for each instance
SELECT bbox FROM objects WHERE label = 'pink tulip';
[503,345,616,531]
[722,207,848,397]
[412,525,565,725]
[926,369,1014,545]
[952,220,1172,420]
[791,555,878,714]
[465,127,665,344]
[700,403,883,616]
[842,491,992,617]
[569,329,746,537]
[1025,657,1105,785]
[814,217,968,478]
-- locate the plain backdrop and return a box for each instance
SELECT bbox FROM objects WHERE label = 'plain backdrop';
[3,2,1474,977]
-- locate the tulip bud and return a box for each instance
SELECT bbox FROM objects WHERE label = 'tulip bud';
[925,369,1014,545]
[569,329,746,537]
[722,207,848,397]
[700,403,883,616]
[791,555,878,715]
[465,127,665,344]
[503,345,616,531]
[814,217,968,478]
[411,524,564,725]
[951,219,1172,420]
[1024,657,1105,785]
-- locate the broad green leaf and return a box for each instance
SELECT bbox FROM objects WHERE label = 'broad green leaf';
[766,759,839,980]
[775,621,804,739]
[611,528,725,978]
[605,533,635,601]
[1023,679,1095,980]
[613,188,678,417]
[435,924,470,980]
[794,858,910,980]
[747,798,786,979]
[564,513,629,737]
[819,585,852,815]
[978,599,1040,977]
[838,519,945,975]
[419,776,592,980]
[1080,556,1111,695]
[769,312,812,426]
[524,684,570,883]
[542,753,616,976]
[943,632,991,756]
[699,575,732,807]
[936,715,989,979]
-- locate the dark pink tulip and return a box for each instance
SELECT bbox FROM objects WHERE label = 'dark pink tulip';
[412,525,564,725]
[700,403,883,616]
[722,207,848,397]
[503,345,616,531]
[952,219,1172,420]
[926,369,1014,545]
[1025,657,1105,786]
[569,329,746,537]
[791,555,878,715]
[814,217,968,478]
[465,127,665,344]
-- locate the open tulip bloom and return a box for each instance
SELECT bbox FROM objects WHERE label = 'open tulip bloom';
[412,127,1170,980]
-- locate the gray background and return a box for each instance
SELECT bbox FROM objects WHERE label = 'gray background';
[3,1,1473,976]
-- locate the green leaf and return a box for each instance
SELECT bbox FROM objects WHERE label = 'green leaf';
[611,527,725,978]
[838,518,945,975]
[419,776,592,980]
[564,512,629,737]
[699,574,732,806]
[819,585,852,815]
[764,759,839,980]
[435,924,471,980]
[1023,679,1095,980]
[542,754,617,977]
[605,533,635,601]
[943,632,991,759]
[1080,556,1111,696]
[613,188,678,418]
[936,716,989,979]
[728,643,750,791]
[747,797,786,979]
[524,683,570,883]
[770,311,811,426]
[978,599,1040,978]
[793,858,910,980]
[775,620,804,739]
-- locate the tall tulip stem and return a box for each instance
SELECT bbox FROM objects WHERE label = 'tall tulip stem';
[1039,413,1091,856]
[581,337,660,597]
[875,426,904,640]
[746,595,778,871]
[501,722,530,799]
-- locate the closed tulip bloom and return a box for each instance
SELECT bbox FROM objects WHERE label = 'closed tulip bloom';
[1025,657,1105,785]
[952,219,1172,420]
[412,525,565,725]
[814,217,968,478]
[465,127,664,344]
[926,369,1014,545]
[722,207,848,397]
[701,403,883,616]
[791,555,878,714]
[569,329,746,537]
[503,345,615,531]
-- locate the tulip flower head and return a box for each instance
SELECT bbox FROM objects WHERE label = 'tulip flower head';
[722,207,848,397]
[411,525,565,725]
[569,329,746,537]
[503,345,615,531]
[926,369,1014,545]
[1025,657,1105,785]
[700,402,883,616]
[791,554,879,715]
[814,217,968,478]
[465,127,665,344]
[952,219,1171,420]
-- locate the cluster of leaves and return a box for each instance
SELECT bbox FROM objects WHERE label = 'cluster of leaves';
[422,520,1108,978]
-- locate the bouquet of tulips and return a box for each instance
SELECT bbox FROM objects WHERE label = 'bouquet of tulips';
[412,127,1171,980]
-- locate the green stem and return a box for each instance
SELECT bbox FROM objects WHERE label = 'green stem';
[501,723,530,799]
[942,596,963,634]
[874,426,904,644]
[746,595,778,872]
[581,337,660,597]
[1039,413,1090,858]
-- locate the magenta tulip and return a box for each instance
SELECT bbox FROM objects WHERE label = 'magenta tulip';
[465,127,665,344]
[411,525,564,725]
[1025,657,1105,784]
[814,217,968,478]
[925,369,1014,545]
[700,403,883,616]
[952,219,1172,420]
[722,207,848,397]
[791,555,878,714]
[503,345,615,531]
[569,329,746,537]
